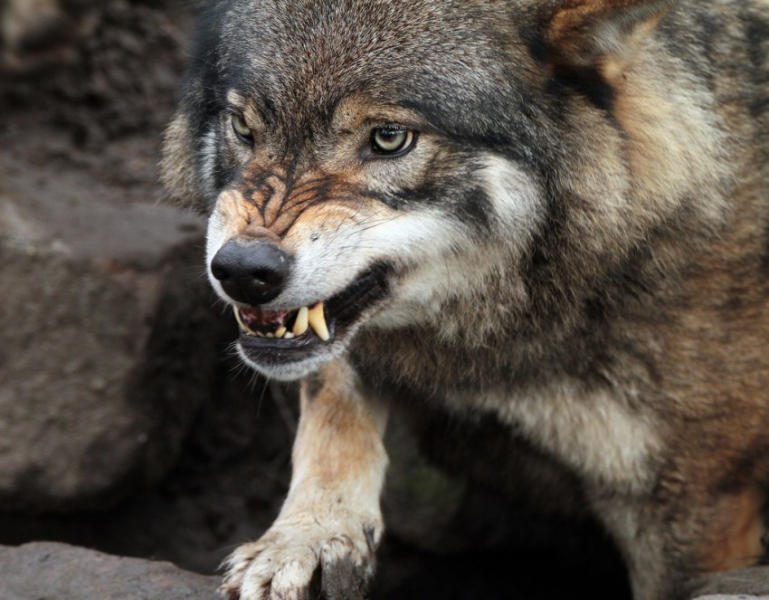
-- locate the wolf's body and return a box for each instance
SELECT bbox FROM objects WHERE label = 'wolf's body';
[162,0,769,598]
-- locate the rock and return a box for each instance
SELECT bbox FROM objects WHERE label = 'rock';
[1,0,68,69]
[689,567,769,599]
[696,597,769,600]
[0,140,223,512]
[0,542,220,599]
[0,0,215,513]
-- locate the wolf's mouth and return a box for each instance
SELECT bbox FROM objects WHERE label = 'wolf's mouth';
[233,263,390,362]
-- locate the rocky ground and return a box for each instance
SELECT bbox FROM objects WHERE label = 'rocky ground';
[0,1,768,599]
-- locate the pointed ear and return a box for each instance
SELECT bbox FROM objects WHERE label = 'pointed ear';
[546,0,676,70]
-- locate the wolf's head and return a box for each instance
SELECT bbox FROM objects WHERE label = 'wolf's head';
[162,0,726,381]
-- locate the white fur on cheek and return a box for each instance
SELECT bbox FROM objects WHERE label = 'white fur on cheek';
[480,154,543,247]
[199,123,233,303]
[205,206,229,302]
[373,156,543,327]
[274,207,467,310]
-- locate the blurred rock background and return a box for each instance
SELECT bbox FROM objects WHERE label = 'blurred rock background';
[0,1,738,598]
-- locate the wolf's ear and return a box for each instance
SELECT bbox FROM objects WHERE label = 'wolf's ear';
[546,0,676,70]
[160,109,206,212]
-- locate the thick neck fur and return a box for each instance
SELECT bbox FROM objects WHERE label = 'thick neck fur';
[353,0,769,409]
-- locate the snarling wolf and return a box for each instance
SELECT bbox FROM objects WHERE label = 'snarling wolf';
[162,0,769,598]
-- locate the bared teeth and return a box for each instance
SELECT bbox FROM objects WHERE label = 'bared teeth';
[293,306,309,336]
[307,302,330,341]
[235,304,330,342]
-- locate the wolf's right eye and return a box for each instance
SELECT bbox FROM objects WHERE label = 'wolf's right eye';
[370,127,416,156]
[230,113,254,145]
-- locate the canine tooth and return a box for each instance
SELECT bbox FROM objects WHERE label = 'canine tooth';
[307,303,330,341]
[284,332,295,339]
[294,306,309,336]
[255,331,266,338]
[276,327,287,338]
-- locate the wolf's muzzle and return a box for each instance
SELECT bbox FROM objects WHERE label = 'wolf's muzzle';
[211,237,289,305]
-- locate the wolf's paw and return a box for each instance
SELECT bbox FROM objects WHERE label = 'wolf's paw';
[220,519,380,600]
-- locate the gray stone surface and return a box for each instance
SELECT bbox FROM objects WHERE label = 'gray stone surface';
[696,596,769,599]
[0,142,220,512]
[690,567,769,599]
[0,542,220,599]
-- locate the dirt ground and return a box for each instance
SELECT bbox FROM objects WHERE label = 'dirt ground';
[0,1,632,598]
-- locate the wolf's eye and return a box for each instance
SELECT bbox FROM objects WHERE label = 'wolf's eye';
[370,127,415,156]
[230,113,254,145]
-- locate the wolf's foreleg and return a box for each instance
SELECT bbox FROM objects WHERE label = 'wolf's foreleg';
[221,359,389,600]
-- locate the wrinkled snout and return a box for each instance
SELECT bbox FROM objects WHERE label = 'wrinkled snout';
[211,237,289,305]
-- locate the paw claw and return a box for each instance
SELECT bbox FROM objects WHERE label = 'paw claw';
[363,526,377,557]
[222,523,378,600]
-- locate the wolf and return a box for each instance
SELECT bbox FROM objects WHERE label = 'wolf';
[161,0,769,598]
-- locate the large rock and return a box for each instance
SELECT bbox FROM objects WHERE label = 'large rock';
[0,541,767,600]
[689,567,769,599]
[0,0,215,513]
[0,140,221,511]
[0,542,220,599]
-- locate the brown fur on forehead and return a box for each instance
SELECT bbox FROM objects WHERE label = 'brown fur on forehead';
[330,95,430,133]
[267,178,372,238]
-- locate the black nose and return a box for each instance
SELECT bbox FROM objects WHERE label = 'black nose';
[211,238,289,305]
